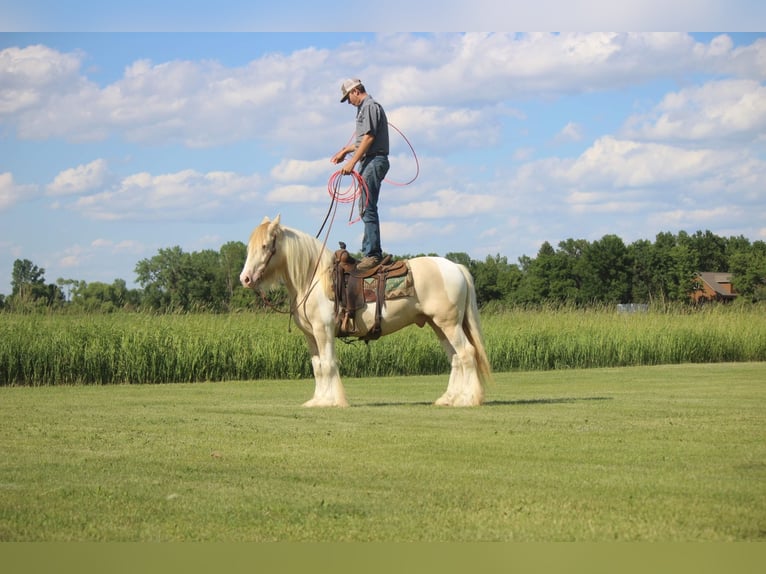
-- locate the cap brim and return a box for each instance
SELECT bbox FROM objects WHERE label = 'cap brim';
[340,94,349,103]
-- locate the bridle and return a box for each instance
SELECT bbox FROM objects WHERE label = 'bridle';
[253,232,324,320]
[252,235,287,313]
[249,235,277,286]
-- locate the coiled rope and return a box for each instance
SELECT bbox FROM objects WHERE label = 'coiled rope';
[317,121,419,238]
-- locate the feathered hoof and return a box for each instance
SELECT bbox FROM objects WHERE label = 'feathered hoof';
[434,393,482,407]
[434,393,456,407]
[302,397,349,408]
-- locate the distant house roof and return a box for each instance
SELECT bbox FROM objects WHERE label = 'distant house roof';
[694,272,737,301]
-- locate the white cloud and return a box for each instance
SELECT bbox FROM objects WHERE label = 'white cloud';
[0,44,83,114]
[112,239,145,253]
[504,134,766,238]
[58,244,89,268]
[623,79,766,143]
[0,172,38,210]
[649,206,745,229]
[90,238,113,248]
[562,136,737,188]
[3,33,764,150]
[65,169,263,220]
[555,122,584,143]
[378,33,741,105]
[270,158,330,183]
[388,105,508,150]
[90,238,145,254]
[381,220,456,245]
[391,188,501,219]
[46,159,110,196]
[265,184,325,203]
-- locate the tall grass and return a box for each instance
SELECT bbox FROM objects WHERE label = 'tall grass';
[484,304,766,370]
[1,305,764,385]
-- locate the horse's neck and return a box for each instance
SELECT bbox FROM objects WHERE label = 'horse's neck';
[282,230,331,298]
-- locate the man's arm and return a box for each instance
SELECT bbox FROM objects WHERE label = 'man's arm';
[337,133,374,175]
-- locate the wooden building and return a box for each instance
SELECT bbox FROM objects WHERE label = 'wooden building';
[690,272,737,303]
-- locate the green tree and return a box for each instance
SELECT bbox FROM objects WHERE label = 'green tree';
[220,241,248,310]
[688,230,728,272]
[730,240,766,301]
[725,235,752,262]
[11,259,46,298]
[628,238,654,303]
[186,249,224,311]
[514,242,556,304]
[472,254,507,305]
[135,246,189,311]
[642,231,699,303]
[550,239,588,303]
[69,279,142,312]
[580,235,631,304]
[9,259,63,309]
[135,242,250,312]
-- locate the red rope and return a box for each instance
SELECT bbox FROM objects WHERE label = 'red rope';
[327,169,368,225]
[385,122,420,186]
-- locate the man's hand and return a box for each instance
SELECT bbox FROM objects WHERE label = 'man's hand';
[331,149,347,164]
[340,160,356,175]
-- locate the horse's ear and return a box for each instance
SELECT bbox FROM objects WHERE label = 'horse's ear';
[273,214,281,226]
[267,214,282,237]
[260,215,270,225]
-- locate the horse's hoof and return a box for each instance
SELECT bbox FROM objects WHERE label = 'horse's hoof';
[302,398,349,408]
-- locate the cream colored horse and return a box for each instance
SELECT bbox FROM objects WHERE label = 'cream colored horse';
[239,215,491,407]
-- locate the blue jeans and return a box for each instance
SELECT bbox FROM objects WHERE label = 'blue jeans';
[358,155,389,258]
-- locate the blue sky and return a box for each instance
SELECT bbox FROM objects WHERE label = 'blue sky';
[1,7,766,294]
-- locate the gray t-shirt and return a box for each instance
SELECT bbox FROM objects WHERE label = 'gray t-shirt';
[355,95,389,156]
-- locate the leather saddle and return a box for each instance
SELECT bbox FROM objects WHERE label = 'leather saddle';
[332,243,409,340]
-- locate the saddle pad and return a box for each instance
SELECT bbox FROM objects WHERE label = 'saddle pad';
[362,269,414,302]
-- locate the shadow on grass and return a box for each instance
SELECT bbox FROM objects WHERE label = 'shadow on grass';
[361,396,613,407]
[485,396,613,407]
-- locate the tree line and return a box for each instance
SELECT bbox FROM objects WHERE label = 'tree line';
[2,229,765,313]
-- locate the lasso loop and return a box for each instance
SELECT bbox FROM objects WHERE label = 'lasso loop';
[385,122,420,186]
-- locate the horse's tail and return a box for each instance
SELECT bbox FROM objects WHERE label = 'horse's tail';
[458,264,493,390]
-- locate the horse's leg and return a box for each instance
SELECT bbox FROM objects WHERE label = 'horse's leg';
[431,318,484,407]
[429,323,461,406]
[301,334,324,407]
[302,326,348,408]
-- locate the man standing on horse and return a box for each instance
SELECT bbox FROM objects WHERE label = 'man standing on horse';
[331,79,390,271]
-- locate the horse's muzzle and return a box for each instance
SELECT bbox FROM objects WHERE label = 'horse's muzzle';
[240,270,258,288]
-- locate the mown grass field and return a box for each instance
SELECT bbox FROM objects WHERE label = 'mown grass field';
[1,305,765,385]
[1,363,764,541]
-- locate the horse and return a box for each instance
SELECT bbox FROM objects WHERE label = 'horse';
[239,215,492,407]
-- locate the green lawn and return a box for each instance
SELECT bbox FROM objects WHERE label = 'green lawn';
[1,363,764,541]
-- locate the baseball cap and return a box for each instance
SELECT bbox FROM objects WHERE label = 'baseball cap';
[340,79,362,102]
